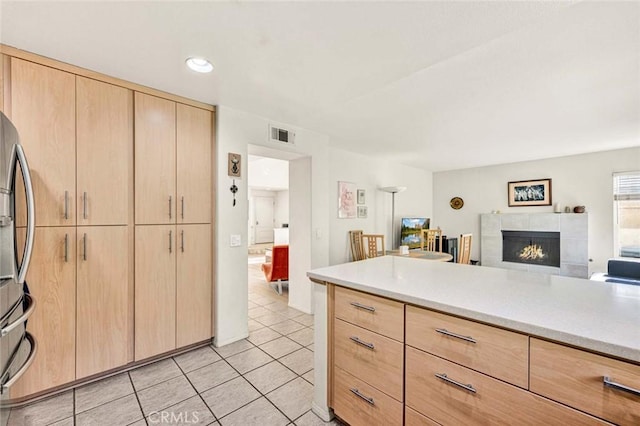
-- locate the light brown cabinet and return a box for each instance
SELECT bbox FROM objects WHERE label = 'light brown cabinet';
[176,224,212,347]
[134,225,177,360]
[136,224,212,359]
[13,227,76,398]
[328,284,617,425]
[3,47,214,399]
[330,285,404,426]
[9,58,76,227]
[530,338,640,425]
[76,226,131,379]
[176,104,213,224]
[76,77,133,226]
[135,94,213,226]
[134,93,176,225]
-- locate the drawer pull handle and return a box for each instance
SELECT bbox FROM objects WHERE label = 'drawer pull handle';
[350,302,376,312]
[350,387,375,405]
[435,373,477,393]
[604,376,640,397]
[435,328,477,344]
[349,336,375,350]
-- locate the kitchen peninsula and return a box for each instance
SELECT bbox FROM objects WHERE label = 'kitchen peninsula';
[308,256,640,425]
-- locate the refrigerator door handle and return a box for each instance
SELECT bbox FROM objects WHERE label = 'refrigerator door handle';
[1,333,37,391]
[15,145,35,284]
[0,294,35,337]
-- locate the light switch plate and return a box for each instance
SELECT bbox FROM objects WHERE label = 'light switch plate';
[230,234,241,247]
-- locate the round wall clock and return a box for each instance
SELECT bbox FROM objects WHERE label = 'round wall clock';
[450,197,464,210]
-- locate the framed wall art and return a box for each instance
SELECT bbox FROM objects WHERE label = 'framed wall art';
[508,178,552,207]
[228,153,242,178]
[358,206,368,218]
[357,189,365,205]
[338,181,357,218]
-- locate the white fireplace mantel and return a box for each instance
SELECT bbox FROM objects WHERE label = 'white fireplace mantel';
[480,213,588,278]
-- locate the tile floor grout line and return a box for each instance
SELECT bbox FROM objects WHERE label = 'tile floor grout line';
[171,357,219,425]
[126,372,148,426]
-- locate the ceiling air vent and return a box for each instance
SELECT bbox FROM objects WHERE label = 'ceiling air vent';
[269,125,295,145]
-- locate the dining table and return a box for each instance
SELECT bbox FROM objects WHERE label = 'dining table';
[386,249,453,262]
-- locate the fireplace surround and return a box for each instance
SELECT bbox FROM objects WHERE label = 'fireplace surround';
[481,213,588,278]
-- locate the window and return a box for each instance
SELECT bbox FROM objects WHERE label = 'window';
[614,172,640,258]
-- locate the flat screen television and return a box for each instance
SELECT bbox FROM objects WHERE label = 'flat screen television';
[400,218,430,249]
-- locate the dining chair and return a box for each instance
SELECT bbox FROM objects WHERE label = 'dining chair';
[349,230,366,261]
[420,228,443,252]
[362,234,385,258]
[458,233,472,264]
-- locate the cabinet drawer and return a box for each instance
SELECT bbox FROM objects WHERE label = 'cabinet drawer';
[334,318,403,401]
[406,346,608,425]
[406,305,528,388]
[405,407,441,426]
[530,338,640,425]
[334,286,404,341]
[333,366,402,426]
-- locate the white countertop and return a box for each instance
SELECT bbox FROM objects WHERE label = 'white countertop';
[308,256,640,362]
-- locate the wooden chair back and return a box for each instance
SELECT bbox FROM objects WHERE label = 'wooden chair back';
[458,233,472,264]
[362,234,385,258]
[349,230,366,261]
[420,229,443,252]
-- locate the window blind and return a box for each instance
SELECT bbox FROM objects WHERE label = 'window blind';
[614,172,640,201]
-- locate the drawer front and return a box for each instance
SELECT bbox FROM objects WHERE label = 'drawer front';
[406,346,608,426]
[333,366,402,426]
[530,338,640,426]
[334,318,403,401]
[334,286,404,341]
[405,407,441,426]
[406,305,528,388]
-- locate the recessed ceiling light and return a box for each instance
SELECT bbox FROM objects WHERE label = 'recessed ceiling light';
[186,57,213,73]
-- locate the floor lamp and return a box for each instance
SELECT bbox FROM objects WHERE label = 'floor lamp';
[380,186,407,249]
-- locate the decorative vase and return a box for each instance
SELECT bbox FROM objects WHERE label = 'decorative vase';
[573,206,585,213]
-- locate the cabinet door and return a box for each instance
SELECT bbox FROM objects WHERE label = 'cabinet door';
[176,104,212,224]
[134,93,176,225]
[10,58,76,226]
[77,77,133,226]
[13,227,76,398]
[176,224,212,347]
[76,226,130,378]
[135,225,176,360]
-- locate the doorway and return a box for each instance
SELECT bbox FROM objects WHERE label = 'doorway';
[247,154,290,303]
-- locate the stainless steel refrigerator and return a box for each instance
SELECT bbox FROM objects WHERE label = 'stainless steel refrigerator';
[0,111,37,426]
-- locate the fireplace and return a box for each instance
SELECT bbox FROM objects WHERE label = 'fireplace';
[502,230,560,268]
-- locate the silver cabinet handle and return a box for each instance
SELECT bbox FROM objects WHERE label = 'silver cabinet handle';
[64,189,68,220]
[181,196,184,219]
[349,336,375,350]
[64,233,69,262]
[604,376,640,397]
[169,196,172,219]
[169,230,172,253]
[1,294,35,337]
[1,332,37,391]
[83,191,87,219]
[181,230,184,252]
[435,328,477,344]
[16,145,35,284]
[435,373,477,393]
[83,233,87,261]
[350,301,376,312]
[349,388,375,405]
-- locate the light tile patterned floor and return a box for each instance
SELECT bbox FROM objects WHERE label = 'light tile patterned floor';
[8,262,340,426]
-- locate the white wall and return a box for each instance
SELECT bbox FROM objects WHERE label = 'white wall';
[215,106,330,345]
[328,147,433,265]
[248,157,289,190]
[274,190,289,228]
[432,147,640,275]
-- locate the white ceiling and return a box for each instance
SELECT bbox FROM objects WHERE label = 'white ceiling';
[1,1,638,171]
